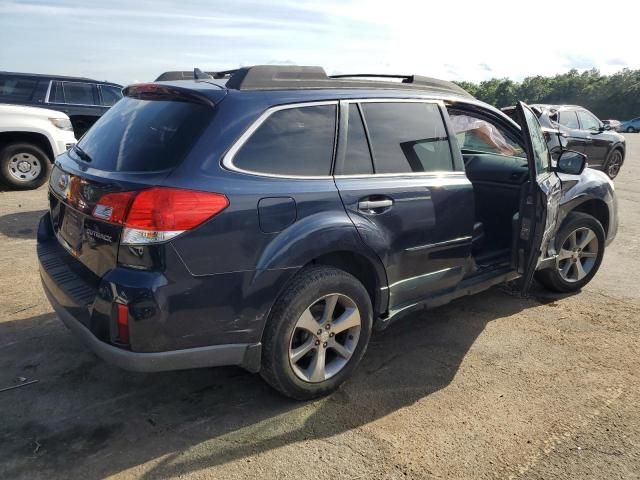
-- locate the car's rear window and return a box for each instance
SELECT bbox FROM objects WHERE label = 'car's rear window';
[72,97,213,172]
[232,104,336,176]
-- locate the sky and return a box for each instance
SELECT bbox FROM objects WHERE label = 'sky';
[1,0,639,86]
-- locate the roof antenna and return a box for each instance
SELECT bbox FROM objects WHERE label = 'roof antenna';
[194,68,213,80]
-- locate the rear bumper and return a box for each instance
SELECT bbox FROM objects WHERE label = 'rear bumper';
[42,278,261,373]
[37,211,264,372]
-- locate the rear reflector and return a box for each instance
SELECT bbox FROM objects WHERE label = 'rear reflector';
[92,187,229,245]
[116,303,129,344]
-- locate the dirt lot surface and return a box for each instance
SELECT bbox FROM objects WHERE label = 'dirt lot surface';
[1,136,639,480]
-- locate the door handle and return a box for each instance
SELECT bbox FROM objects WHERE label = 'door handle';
[358,199,393,211]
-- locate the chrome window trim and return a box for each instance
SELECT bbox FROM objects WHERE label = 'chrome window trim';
[341,98,446,106]
[339,98,458,176]
[46,80,102,107]
[44,80,53,103]
[222,97,463,180]
[221,100,339,180]
[334,171,468,180]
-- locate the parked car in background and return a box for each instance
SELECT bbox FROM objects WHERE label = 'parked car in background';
[504,104,625,179]
[0,104,76,189]
[501,105,566,160]
[602,119,621,131]
[38,66,617,400]
[155,70,229,81]
[618,117,640,133]
[0,71,123,138]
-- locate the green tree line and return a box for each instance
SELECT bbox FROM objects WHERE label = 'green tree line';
[455,68,640,120]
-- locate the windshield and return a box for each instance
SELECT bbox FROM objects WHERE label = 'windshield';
[72,97,213,172]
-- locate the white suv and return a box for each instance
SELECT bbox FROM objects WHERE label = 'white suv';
[0,104,76,189]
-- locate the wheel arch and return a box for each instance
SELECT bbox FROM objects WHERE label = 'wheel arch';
[610,142,625,160]
[252,214,390,341]
[0,131,55,162]
[566,198,610,237]
[307,250,388,318]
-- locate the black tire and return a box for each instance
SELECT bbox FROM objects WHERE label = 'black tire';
[260,265,373,400]
[604,148,624,179]
[0,142,51,190]
[535,212,606,293]
[626,127,635,133]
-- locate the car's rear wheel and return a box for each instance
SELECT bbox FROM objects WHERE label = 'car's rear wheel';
[535,212,606,293]
[260,265,373,400]
[604,149,623,179]
[0,142,51,190]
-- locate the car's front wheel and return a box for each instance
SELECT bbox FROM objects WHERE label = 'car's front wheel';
[535,212,606,293]
[260,265,373,400]
[0,142,51,190]
[627,127,636,133]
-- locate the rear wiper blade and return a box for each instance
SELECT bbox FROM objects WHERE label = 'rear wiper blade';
[73,145,92,163]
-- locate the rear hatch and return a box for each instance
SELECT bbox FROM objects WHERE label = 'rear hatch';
[48,84,225,277]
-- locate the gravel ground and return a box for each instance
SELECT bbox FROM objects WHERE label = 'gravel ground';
[0,136,638,480]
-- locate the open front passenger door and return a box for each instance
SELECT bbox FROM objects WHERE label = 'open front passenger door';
[514,102,562,293]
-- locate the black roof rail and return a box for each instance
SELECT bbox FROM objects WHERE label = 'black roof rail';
[155,66,473,97]
[211,69,239,79]
[330,73,472,95]
[225,66,329,89]
[330,73,413,80]
[223,65,472,97]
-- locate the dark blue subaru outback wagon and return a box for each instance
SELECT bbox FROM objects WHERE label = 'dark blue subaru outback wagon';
[38,66,618,399]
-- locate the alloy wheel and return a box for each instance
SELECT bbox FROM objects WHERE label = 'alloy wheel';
[289,293,361,383]
[556,227,599,283]
[607,151,622,178]
[8,152,42,183]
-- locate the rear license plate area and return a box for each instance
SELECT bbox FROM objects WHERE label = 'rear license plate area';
[60,207,83,253]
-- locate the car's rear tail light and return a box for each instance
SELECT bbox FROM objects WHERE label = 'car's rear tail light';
[116,303,129,344]
[92,187,229,245]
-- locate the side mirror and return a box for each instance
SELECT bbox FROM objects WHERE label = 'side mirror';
[555,149,587,175]
[601,124,610,131]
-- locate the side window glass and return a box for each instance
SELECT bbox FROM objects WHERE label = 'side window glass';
[233,104,336,176]
[341,104,373,175]
[448,109,525,158]
[558,111,580,129]
[100,85,123,106]
[577,111,600,131]
[361,102,453,174]
[0,77,37,100]
[522,107,550,175]
[62,81,96,105]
